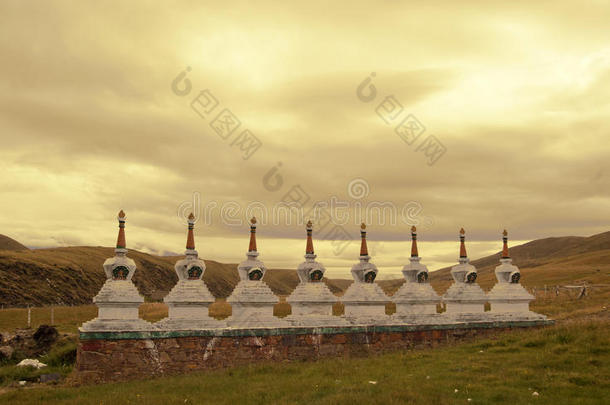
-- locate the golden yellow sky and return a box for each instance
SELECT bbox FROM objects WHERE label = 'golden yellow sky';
[1,1,609,277]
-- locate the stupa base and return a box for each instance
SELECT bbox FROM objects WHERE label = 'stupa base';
[155,317,226,330]
[343,302,390,325]
[486,311,547,322]
[79,318,156,332]
[393,302,439,316]
[390,313,446,325]
[284,314,349,327]
[441,312,493,323]
[444,298,487,316]
[226,307,287,328]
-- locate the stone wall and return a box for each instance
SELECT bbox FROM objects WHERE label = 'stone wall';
[73,320,551,384]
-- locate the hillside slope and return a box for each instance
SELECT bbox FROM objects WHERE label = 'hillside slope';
[0,246,342,307]
[380,231,610,295]
[0,234,29,251]
[0,247,224,306]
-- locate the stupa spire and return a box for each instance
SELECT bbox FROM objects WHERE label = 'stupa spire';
[459,228,467,259]
[410,226,419,257]
[116,210,126,250]
[305,220,314,255]
[248,217,257,252]
[186,213,196,251]
[502,229,510,259]
[360,223,368,257]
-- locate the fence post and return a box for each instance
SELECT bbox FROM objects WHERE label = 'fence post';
[578,282,587,299]
[51,306,55,325]
[27,305,31,328]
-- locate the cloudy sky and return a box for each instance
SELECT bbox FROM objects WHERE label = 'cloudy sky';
[1,1,608,278]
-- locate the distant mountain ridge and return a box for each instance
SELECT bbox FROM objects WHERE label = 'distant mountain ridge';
[0,231,608,307]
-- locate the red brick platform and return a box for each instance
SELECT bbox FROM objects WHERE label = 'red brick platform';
[74,320,552,384]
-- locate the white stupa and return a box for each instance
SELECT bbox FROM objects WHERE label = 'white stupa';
[285,221,346,327]
[443,228,488,321]
[81,211,154,332]
[342,223,390,325]
[487,230,546,320]
[226,217,285,328]
[157,213,225,330]
[392,226,441,324]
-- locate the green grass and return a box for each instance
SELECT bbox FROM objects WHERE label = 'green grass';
[0,338,76,386]
[0,320,608,404]
[0,291,607,403]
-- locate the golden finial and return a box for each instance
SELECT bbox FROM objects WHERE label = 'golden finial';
[188,213,195,220]
[306,220,313,228]
[503,229,508,237]
[411,225,417,232]
[361,223,366,230]
[250,217,257,225]
[118,210,126,219]
[460,227,465,235]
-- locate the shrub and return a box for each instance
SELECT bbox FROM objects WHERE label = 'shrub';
[42,342,77,367]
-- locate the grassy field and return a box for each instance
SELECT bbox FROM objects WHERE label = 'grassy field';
[0,320,608,404]
[530,288,609,320]
[0,338,76,387]
[0,287,607,404]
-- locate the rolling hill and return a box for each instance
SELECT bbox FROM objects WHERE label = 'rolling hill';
[0,234,29,251]
[0,231,608,307]
[380,230,610,295]
[0,245,348,307]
